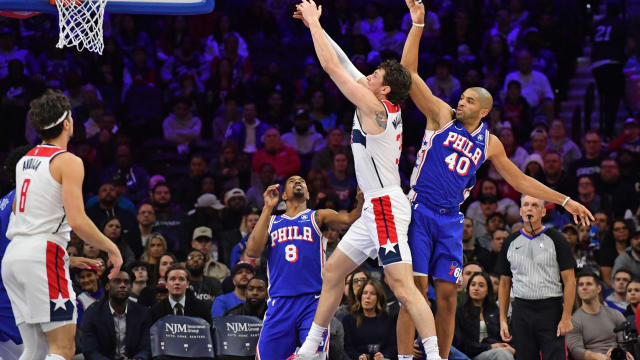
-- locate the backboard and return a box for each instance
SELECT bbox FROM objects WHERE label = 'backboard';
[0,0,214,15]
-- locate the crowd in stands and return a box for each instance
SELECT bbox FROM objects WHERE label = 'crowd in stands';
[0,0,640,359]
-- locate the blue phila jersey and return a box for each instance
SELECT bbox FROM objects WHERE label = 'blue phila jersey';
[409,119,489,208]
[0,190,21,344]
[266,209,326,298]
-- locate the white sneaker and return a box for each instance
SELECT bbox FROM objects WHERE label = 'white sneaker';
[286,351,321,360]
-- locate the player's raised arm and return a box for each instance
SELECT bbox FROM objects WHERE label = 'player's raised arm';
[246,184,280,258]
[58,152,123,278]
[316,189,364,227]
[401,0,451,125]
[487,134,594,225]
[297,0,386,133]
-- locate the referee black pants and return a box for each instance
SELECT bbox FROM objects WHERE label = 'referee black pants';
[511,297,565,360]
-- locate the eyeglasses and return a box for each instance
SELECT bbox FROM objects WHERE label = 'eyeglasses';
[187,254,205,260]
[352,278,367,284]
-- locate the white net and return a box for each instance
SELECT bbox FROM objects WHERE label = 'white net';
[54,0,107,54]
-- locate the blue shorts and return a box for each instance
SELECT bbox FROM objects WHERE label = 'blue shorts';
[0,285,22,344]
[408,201,464,283]
[256,294,328,360]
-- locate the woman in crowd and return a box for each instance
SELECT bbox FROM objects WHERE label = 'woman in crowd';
[598,219,634,288]
[102,216,136,269]
[336,268,370,321]
[343,279,397,360]
[154,253,177,287]
[454,272,515,360]
[140,232,168,265]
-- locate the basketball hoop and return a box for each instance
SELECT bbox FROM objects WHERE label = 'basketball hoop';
[53,0,107,54]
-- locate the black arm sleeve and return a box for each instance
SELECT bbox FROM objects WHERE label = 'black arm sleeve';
[547,228,577,271]
[496,232,518,277]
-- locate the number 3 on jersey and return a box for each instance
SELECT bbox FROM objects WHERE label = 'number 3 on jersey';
[285,244,298,262]
[444,153,470,176]
[18,179,31,212]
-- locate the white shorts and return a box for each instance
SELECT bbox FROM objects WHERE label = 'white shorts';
[1,235,77,331]
[337,187,412,267]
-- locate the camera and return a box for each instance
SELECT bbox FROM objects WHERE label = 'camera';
[611,321,638,360]
[366,344,381,360]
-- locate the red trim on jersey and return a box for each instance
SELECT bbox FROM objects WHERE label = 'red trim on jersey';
[372,195,399,246]
[27,146,64,158]
[46,241,69,299]
[381,100,400,114]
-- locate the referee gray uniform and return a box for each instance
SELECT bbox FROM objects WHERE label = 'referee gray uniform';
[497,228,576,359]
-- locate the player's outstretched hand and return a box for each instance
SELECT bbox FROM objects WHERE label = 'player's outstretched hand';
[563,198,595,226]
[263,184,280,209]
[297,0,322,25]
[69,256,102,270]
[405,0,425,24]
[106,248,123,279]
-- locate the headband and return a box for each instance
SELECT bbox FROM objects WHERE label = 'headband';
[42,111,68,130]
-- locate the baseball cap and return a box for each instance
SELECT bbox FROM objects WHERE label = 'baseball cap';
[149,174,166,190]
[232,261,255,276]
[294,108,310,119]
[192,226,213,241]
[224,188,246,204]
[195,193,224,210]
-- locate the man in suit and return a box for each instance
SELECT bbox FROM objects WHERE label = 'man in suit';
[150,264,213,325]
[81,270,151,360]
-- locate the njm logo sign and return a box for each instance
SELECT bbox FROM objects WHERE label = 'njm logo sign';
[226,322,249,333]
[165,323,188,335]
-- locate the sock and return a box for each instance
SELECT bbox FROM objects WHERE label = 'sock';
[45,354,66,360]
[422,336,440,360]
[398,356,414,360]
[298,322,326,355]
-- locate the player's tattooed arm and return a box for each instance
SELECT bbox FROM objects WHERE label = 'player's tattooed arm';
[374,111,387,129]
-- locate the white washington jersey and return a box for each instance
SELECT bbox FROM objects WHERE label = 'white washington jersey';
[350,100,403,194]
[6,144,71,247]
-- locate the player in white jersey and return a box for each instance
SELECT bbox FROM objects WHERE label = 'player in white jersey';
[1,89,123,360]
[293,2,441,359]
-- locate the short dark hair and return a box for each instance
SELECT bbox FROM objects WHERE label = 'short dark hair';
[627,278,640,291]
[29,89,72,140]
[487,212,506,223]
[152,181,170,194]
[614,268,633,278]
[166,264,191,282]
[576,270,600,284]
[3,145,34,188]
[378,59,411,104]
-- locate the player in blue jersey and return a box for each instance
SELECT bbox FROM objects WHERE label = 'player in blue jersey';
[395,1,595,359]
[246,175,363,360]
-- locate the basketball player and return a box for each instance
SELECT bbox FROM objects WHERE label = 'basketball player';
[395,2,594,359]
[1,89,123,360]
[246,176,362,360]
[293,1,441,359]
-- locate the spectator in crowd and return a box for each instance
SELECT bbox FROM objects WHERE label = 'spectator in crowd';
[624,279,640,324]
[251,127,301,180]
[463,218,490,266]
[599,219,634,288]
[479,228,509,274]
[129,261,152,302]
[343,279,397,360]
[327,150,358,210]
[501,81,531,143]
[528,129,549,157]
[185,248,222,307]
[224,275,268,319]
[520,153,545,181]
[542,150,574,197]
[494,126,528,174]
[605,269,631,314]
[609,118,640,154]
[225,101,270,154]
[426,57,461,101]
[220,188,248,232]
[150,264,213,325]
[454,272,515,359]
[75,266,104,329]
[136,203,156,256]
[245,163,275,209]
[576,175,608,214]
[162,96,202,153]
[594,211,610,235]
[612,232,640,283]
[566,271,629,360]
[547,120,582,168]
[150,182,188,254]
[590,0,627,137]
[597,158,639,218]
[498,195,576,359]
[282,108,325,162]
[228,209,261,267]
[138,232,165,265]
[190,226,231,282]
[467,179,520,225]
[472,195,499,240]
[177,153,210,211]
[312,127,351,174]
[101,217,135,269]
[86,182,138,246]
[81,270,151,360]
[187,193,224,236]
[211,261,255,318]
[476,213,507,253]
[154,253,176,287]
[458,262,484,306]
[502,49,554,119]
[563,224,599,276]
[100,144,150,204]
[337,268,370,321]
[568,131,604,181]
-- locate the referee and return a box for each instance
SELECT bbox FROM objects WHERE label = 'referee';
[497,195,576,360]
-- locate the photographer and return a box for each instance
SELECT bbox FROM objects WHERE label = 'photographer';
[566,271,633,360]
